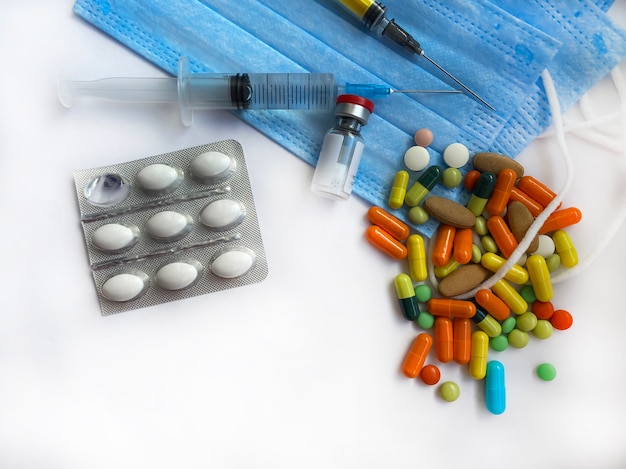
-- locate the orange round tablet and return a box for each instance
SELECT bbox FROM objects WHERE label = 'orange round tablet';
[420,364,441,385]
[551,309,573,330]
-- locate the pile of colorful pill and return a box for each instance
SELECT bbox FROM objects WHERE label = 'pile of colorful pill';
[365,129,578,414]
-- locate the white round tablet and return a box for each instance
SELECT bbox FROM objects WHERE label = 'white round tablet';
[101,271,150,302]
[189,151,236,184]
[145,210,193,242]
[199,199,246,231]
[210,247,256,279]
[404,146,430,172]
[136,163,183,194]
[155,260,203,290]
[530,234,556,258]
[443,142,470,168]
[91,223,139,253]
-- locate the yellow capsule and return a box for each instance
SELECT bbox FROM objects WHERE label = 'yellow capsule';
[407,234,428,282]
[492,279,528,315]
[388,170,409,210]
[481,252,529,284]
[526,254,553,302]
[434,259,460,278]
[469,330,489,380]
[552,230,578,268]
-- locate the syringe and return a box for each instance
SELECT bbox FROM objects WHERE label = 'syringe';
[335,0,495,112]
[58,58,460,126]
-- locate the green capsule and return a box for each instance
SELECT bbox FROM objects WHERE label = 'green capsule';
[474,216,488,236]
[471,244,483,263]
[546,253,561,272]
[394,274,420,321]
[481,235,498,253]
[467,171,497,216]
[405,165,443,207]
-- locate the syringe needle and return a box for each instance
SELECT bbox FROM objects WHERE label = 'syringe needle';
[420,53,496,112]
[391,88,462,95]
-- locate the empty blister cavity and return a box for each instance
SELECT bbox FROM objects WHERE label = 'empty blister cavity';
[84,173,131,207]
[199,199,246,231]
[145,210,193,242]
[189,151,236,184]
[210,246,256,279]
[91,222,140,253]
[101,270,150,302]
[135,163,183,195]
[155,258,203,290]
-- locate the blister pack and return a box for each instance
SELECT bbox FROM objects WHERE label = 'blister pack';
[73,140,268,315]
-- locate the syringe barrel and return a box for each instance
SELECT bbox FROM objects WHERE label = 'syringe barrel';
[180,72,336,111]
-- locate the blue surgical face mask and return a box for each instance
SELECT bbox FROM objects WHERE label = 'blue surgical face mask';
[72,0,626,238]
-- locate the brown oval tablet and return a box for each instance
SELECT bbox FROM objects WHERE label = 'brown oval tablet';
[472,152,524,178]
[438,264,492,297]
[507,201,539,253]
[423,196,476,229]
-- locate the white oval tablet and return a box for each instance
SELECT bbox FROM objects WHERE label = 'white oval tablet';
[210,247,256,279]
[530,234,556,258]
[145,210,193,242]
[136,163,183,194]
[404,146,430,172]
[155,260,202,290]
[91,223,140,253]
[443,142,470,168]
[199,199,246,231]
[101,271,149,302]
[189,151,236,184]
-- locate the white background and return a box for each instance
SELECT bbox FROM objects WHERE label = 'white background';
[1,2,625,468]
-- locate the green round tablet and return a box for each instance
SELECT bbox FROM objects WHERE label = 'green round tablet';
[545,253,561,272]
[408,206,429,225]
[519,284,537,303]
[537,363,557,381]
[508,329,529,348]
[414,284,433,303]
[442,167,463,188]
[501,317,517,334]
[490,335,509,352]
[417,311,435,330]
[516,312,538,332]
[532,319,553,340]
[439,381,460,402]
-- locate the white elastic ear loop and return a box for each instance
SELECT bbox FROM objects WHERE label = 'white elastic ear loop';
[427,69,574,299]
[547,66,626,284]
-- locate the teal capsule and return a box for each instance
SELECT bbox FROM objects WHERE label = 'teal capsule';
[486,360,506,415]
[467,171,497,216]
[471,304,502,338]
[394,274,420,321]
[405,165,443,207]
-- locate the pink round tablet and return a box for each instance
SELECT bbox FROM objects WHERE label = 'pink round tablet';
[414,128,434,147]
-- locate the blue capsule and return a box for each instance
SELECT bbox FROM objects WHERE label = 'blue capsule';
[485,360,506,415]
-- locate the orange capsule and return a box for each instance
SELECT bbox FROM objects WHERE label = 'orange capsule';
[365,225,407,260]
[475,288,510,321]
[453,318,472,365]
[367,206,410,241]
[464,169,481,191]
[539,207,582,234]
[486,168,517,216]
[435,317,454,363]
[432,224,456,267]
[486,215,519,259]
[517,175,558,208]
[453,227,473,264]
[509,187,543,217]
[402,333,433,378]
[426,298,476,319]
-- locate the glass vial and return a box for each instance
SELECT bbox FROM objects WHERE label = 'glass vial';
[311,94,375,200]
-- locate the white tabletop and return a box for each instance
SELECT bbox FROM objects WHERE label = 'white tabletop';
[1,2,625,468]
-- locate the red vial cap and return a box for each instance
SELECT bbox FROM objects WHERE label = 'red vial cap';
[336,94,375,114]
